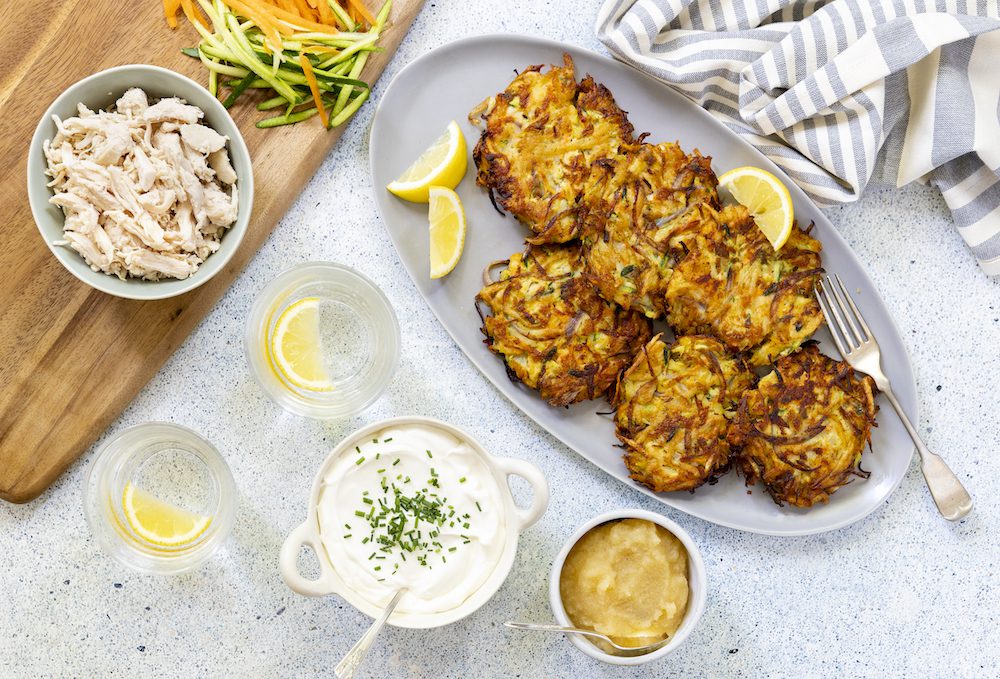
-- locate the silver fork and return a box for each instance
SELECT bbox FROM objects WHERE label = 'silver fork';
[815,274,973,521]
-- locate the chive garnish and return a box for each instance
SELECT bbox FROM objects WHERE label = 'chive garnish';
[348,467,477,576]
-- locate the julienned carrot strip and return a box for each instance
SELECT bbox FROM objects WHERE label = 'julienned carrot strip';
[222,0,286,46]
[163,0,182,28]
[292,0,317,20]
[315,0,335,25]
[299,55,329,127]
[301,44,341,55]
[238,0,338,32]
[346,0,375,25]
[180,0,211,28]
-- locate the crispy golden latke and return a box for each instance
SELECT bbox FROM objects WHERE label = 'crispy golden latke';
[612,334,755,492]
[728,344,878,508]
[665,204,824,366]
[476,243,652,407]
[581,142,719,318]
[470,54,634,244]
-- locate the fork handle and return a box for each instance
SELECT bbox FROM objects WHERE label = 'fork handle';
[881,388,973,521]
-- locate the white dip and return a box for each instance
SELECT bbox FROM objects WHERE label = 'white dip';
[317,423,506,615]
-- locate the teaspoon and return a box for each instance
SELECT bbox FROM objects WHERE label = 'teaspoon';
[504,621,670,657]
[335,588,407,679]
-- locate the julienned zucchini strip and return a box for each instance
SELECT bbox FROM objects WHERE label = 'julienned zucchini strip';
[171,0,390,129]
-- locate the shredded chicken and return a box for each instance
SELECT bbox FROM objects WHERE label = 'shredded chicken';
[42,88,239,281]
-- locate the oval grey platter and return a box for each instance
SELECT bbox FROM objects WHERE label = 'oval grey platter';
[369,34,916,536]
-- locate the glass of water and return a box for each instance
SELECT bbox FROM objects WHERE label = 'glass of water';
[244,262,400,419]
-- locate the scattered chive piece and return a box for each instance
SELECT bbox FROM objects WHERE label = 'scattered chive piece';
[476,501,482,512]
[384,437,393,442]
[459,477,466,483]
[355,456,365,466]
[393,458,401,466]
[426,450,433,459]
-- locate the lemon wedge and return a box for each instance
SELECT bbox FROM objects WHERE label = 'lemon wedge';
[122,483,211,548]
[428,186,466,279]
[270,297,334,392]
[718,166,795,250]
[387,120,467,203]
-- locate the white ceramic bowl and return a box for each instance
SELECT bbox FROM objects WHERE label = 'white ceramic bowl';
[26,64,253,300]
[548,509,707,666]
[280,416,549,628]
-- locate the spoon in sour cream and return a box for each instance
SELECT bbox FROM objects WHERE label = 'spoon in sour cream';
[335,588,407,679]
[504,621,671,657]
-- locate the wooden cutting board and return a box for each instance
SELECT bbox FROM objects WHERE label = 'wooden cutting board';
[0,0,424,503]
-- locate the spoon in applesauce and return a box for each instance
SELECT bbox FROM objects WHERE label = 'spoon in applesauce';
[504,621,671,657]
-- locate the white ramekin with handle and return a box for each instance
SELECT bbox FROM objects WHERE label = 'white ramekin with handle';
[280,416,549,628]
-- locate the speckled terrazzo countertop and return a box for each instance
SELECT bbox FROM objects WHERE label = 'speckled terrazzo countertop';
[3,2,998,677]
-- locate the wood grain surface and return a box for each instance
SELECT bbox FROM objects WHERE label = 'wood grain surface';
[0,0,424,503]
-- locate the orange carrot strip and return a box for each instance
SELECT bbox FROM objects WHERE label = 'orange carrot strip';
[222,0,287,45]
[236,0,337,32]
[346,0,375,25]
[180,0,211,29]
[315,0,335,25]
[163,0,182,28]
[299,55,329,127]
[292,0,315,19]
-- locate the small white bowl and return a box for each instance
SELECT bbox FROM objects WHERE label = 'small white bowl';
[26,64,253,300]
[548,509,707,666]
[279,416,550,628]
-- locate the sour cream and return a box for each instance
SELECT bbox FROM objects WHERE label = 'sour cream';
[317,423,506,615]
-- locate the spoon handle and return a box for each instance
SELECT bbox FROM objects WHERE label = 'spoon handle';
[504,621,608,642]
[335,589,406,679]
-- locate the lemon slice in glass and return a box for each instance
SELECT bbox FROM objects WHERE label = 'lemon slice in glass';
[387,120,467,203]
[428,186,466,279]
[122,483,211,548]
[718,166,795,250]
[270,297,334,392]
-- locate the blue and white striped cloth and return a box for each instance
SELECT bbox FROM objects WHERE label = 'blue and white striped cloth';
[596,0,1000,274]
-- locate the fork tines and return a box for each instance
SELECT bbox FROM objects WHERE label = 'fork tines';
[814,274,873,358]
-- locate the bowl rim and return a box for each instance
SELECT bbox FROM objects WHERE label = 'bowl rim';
[547,509,708,666]
[279,415,550,628]
[26,63,253,301]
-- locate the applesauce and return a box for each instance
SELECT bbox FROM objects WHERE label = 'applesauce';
[559,518,689,648]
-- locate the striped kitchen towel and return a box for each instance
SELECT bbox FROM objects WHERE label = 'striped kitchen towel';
[596,0,1000,274]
